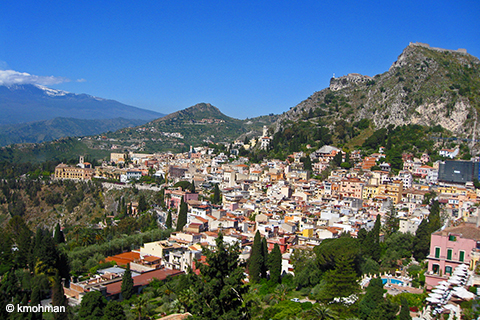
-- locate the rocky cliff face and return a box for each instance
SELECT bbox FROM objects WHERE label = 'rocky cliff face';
[274,42,480,149]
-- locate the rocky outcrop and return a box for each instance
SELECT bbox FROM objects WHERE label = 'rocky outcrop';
[329,73,373,91]
[273,42,480,149]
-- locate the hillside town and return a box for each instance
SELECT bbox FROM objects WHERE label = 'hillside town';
[51,134,480,318]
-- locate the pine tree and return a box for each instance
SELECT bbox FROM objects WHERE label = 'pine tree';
[176,198,188,231]
[187,232,248,319]
[249,231,263,284]
[190,180,196,193]
[79,290,107,319]
[166,211,172,229]
[268,243,282,284]
[121,264,134,300]
[359,277,384,319]
[324,255,360,301]
[103,301,126,320]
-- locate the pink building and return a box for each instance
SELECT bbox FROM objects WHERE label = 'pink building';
[164,189,199,209]
[425,222,480,288]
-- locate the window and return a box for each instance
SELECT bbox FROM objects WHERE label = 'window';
[459,251,465,262]
[449,235,457,241]
[432,264,440,274]
[447,249,453,260]
[445,266,452,275]
[435,247,440,258]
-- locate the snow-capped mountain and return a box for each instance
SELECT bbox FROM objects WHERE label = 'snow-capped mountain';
[0,84,164,125]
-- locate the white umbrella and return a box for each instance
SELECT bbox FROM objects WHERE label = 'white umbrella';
[438,280,450,286]
[432,288,446,294]
[426,297,441,304]
[452,288,475,300]
[428,293,443,299]
[453,269,467,276]
[443,304,457,311]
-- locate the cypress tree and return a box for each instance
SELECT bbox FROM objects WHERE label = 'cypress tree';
[261,237,268,279]
[121,264,134,300]
[51,274,68,320]
[413,218,430,260]
[176,198,188,231]
[399,297,412,320]
[213,184,221,204]
[268,243,282,284]
[53,223,65,244]
[166,211,172,229]
[137,194,148,213]
[384,208,399,237]
[249,231,263,284]
[428,200,442,233]
[30,286,42,320]
[371,215,382,261]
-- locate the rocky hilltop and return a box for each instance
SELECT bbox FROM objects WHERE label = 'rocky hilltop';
[275,42,480,148]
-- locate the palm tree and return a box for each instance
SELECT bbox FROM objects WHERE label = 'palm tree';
[133,294,150,320]
[274,284,288,301]
[305,304,337,320]
[95,233,104,244]
[81,234,91,246]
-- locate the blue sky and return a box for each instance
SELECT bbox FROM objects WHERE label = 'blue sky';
[1,1,479,119]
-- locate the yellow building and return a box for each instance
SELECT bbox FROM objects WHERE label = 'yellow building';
[362,184,380,200]
[378,181,403,204]
[54,164,94,180]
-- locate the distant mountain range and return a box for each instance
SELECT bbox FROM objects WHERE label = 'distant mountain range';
[1,42,479,162]
[0,83,165,145]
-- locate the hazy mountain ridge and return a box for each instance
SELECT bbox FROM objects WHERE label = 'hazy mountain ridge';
[0,117,148,146]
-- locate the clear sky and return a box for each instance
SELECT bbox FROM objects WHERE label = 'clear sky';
[1,1,479,119]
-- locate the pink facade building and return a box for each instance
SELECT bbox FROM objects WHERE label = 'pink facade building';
[425,222,480,288]
[164,189,199,209]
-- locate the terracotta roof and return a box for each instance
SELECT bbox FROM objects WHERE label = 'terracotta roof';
[104,268,183,296]
[104,252,141,266]
[143,256,161,262]
[433,223,480,240]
